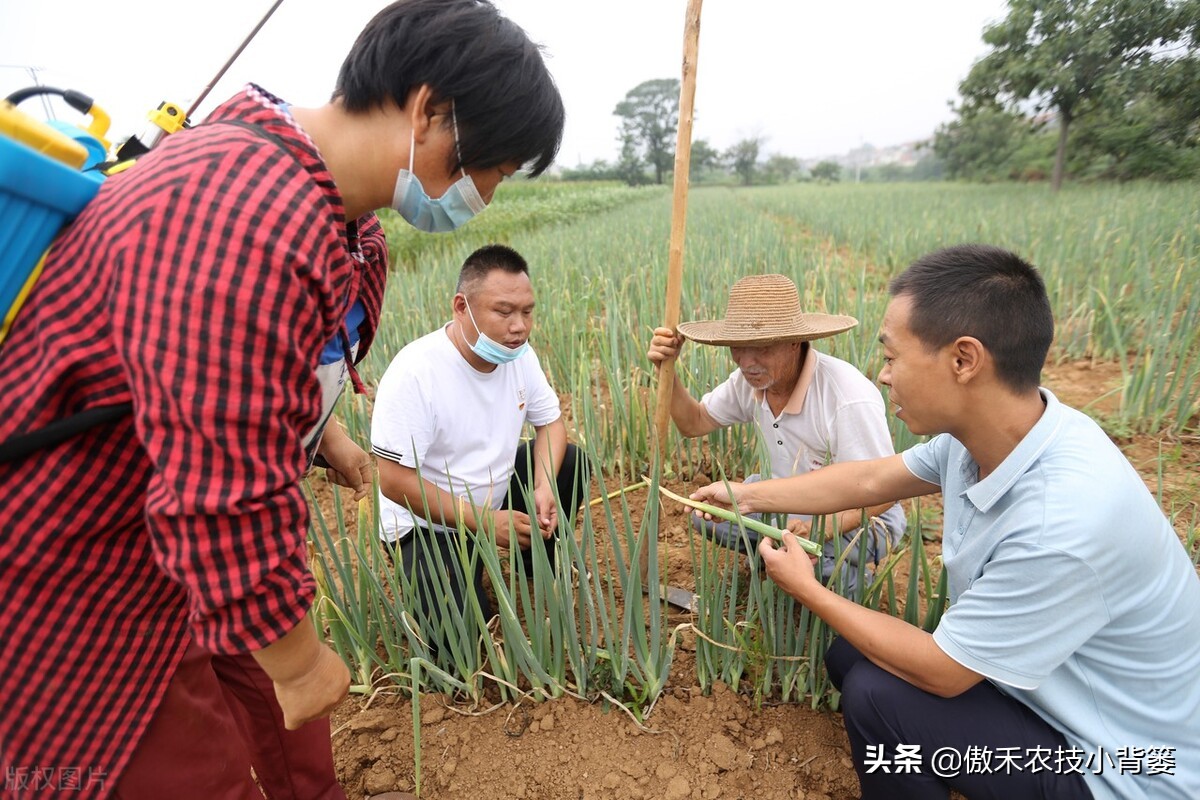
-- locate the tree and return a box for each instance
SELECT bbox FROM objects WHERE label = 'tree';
[932,104,1040,180]
[961,0,1196,190]
[559,159,622,182]
[689,138,723,180]
[614,137,649,186]
[613,79,680,185]
[1070,24,1200,180]
[726,137,763,185]
[1146,50,1200,150]
[810,160,842,182]
[1069,56,1200,180]
[763,154,802,184]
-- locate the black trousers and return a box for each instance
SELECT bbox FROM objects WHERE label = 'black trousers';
[397,442,588,641]
[826,637,1093,800]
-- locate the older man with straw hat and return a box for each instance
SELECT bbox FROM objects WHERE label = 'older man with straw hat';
[648,273,905,595]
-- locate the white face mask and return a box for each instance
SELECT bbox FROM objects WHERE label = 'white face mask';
[463,299,529,365]
[390,103,486,233]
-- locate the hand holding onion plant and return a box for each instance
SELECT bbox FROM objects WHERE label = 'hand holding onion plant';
[652,480,821,555]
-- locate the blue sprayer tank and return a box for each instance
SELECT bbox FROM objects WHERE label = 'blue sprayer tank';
[0,93,109,344]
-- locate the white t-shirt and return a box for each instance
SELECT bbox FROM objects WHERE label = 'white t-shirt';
[371,324,561,541]
[700,347,906,537]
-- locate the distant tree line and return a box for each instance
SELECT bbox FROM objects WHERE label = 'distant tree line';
[561,79,944,186]
[559,135,942,186]
[571,0,1199,190]
[935,0,1200,188]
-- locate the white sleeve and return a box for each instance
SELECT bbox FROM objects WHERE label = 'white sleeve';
[699,371,755,427]
[370,355,435,468]
[830,397,896,463]
[523,349,561,427]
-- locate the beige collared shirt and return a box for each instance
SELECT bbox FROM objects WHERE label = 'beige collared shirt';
[700,347,906,537]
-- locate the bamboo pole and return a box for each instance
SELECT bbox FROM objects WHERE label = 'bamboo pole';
[640,0,703,597]
[653,0,704,468]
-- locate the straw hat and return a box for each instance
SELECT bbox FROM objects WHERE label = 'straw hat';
[677,274,858,346]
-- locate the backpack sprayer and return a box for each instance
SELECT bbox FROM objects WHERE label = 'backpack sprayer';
[0,89,107,344]
[0,0,286,464]
[0,89,192,344]
[0,0,284,347]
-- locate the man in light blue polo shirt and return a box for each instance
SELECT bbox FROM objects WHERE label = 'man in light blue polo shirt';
[691,244,1200,800]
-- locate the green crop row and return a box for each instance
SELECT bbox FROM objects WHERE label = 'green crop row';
[312,182,1198,785]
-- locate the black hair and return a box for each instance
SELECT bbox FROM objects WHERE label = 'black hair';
[333,0,564,176]
[457,244,529,295]
[888,244,1053,392]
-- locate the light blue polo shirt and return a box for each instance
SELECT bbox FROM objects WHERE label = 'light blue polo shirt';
[903,389,1200,800]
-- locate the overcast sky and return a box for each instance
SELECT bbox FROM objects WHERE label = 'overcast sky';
[1,0,1010,165]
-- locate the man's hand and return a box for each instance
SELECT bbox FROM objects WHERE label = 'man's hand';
[488,508,535,549]
[758,532,820,601]
[317,423,372,501]
[532,483,558,537]
[689,480,751,519]
[251,614,351,730]
[647,326,684,368]
[786,517,813,538]
[272,644,352,730]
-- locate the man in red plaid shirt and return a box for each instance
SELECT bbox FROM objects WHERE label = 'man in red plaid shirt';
[0,1,563,797]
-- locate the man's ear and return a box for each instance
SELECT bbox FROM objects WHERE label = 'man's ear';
[951,336,987,383]
[405,84,452,145]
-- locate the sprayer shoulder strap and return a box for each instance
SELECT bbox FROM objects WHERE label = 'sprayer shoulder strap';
[0,119,303,466]
[0,402,132,464]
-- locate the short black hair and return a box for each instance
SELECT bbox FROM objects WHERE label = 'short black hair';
[457,244,529,295]
[333,0,564,176]
[888,244,1053,392]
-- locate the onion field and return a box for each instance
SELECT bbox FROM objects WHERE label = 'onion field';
[310,180,1200,790]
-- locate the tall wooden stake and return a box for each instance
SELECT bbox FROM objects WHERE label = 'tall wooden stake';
[653,0,703,467]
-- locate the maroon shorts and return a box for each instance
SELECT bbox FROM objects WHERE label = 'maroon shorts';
[115,639,346,800]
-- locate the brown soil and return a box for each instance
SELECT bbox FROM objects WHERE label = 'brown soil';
[318,359,1199,800]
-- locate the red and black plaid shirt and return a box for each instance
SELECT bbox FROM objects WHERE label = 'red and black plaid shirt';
[0,85,388,795]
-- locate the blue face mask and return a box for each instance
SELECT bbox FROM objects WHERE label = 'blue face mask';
[392,103,486,233]
[464,300,529,365]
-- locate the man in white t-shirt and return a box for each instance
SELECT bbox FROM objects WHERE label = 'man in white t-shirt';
[371,244,587,637]
[648,273,904,595]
